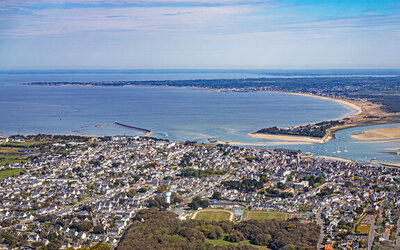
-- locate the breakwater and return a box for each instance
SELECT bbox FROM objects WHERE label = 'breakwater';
[113,122,153,137]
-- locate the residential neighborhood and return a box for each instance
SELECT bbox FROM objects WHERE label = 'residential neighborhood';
[0,135,400,249]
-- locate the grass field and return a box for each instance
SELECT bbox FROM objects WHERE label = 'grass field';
[206,238,268,249]
[0,168,24,180]
[245,211,287,221]
[0,155,29,166]
[356,224,370,233]
[1,141,51,148]
[0,147,21,154]
[194,210,231,222]
[0,141,47,166]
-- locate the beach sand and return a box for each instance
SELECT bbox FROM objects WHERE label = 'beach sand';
[247,91,400,144]
[351,127,400,141]
[355,139,400,144]
[144,131,154,137]
[276,92,363,116]
[370,159,400,168]
[213,140,313,146]
[247,133,324,143]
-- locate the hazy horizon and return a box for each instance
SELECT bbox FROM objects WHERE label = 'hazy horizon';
[0,0,399,70]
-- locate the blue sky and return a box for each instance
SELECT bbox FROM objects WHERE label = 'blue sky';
[0,0,399,70]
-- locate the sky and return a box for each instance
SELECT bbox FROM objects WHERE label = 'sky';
[0,0,399,70]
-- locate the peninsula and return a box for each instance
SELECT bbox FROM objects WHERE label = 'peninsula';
[249,92,399,144]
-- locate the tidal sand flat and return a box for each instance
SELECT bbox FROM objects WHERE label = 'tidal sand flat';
[248,91,399,145]
[247,92,364,144]
[351,127,400,141]
[213,140,313,146]
[246,133,324,143]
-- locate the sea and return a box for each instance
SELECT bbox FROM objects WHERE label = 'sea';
[0,69,399,165]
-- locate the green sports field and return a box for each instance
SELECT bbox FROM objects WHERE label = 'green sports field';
[244,211,287,221]
[194,210,231,222]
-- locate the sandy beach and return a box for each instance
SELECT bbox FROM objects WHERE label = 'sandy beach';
[273,91,364,116]
[355,139,400,144]
[144,131,154,137]
[247,133,325,143]
[351,127,400,141]
[248,91,400,144]
[213,140,313,146]
[371,159,400,168]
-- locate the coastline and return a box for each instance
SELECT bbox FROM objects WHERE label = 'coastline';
[19,83,400,144]
[248,91,400,144]
[269,91,363,116]
[370,159,400,168]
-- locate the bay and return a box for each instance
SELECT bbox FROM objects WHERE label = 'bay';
[0,70,399,165]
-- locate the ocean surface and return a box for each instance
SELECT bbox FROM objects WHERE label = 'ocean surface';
[0,70,399,165]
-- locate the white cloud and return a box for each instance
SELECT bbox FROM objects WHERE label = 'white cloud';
[0,0,272,7]
[1,5,259,36]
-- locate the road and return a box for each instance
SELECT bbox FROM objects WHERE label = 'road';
[367,220,375,250]
[316,205,327,250]
[396,218,400,246]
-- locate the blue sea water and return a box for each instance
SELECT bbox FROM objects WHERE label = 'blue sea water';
[0,70,399,165]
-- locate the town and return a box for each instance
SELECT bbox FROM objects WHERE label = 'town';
[0,134,400,249]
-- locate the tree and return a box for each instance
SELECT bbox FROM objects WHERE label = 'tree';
[157,185,167,193]
[212,191,222,200]
[227,230,245,242]
[207,226,224,239]
[92,225,105,234]
[90,243,111,250]
[70,221,93,232]
[189,196,209,210]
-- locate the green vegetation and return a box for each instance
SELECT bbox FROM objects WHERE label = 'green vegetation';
[0,134,91,167]
[148,192,183,209]
[356,225,370,234]
[257,120,345,138]
[181,167,228,177]
[302,174,326,188]
[194,210,231,222]
[0,168,24,180]
[206,238,268,249]
[1,141,51,148]
[0,155,29,166]
[189,196,209,210]
[117,210,320,250]
[245,211,287,221]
